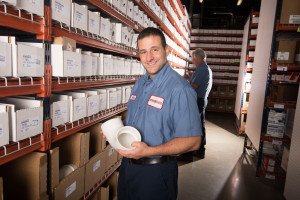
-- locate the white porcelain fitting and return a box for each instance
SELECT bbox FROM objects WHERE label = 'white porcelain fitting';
[101,118,141,150]
[59,164,77,181]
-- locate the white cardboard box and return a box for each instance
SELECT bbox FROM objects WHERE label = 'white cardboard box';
[56,91,87,122]
[121,26,129,46]
[124,60,131,75]
[71,3,88,31]
[81,51,93,76]
[103,54,113,75]
[88,88,107,111]
[111,56,118,75]
[0,104,9,147]
[121,85,132,103]
[51,44,81,77]
[0,41,12,76]
[133,6,139,24]
[0,98,43,142]
[126,0,134,19]
[97,53,104,75]
[131,33,138,49]
[138,9,144,26]
[50,94,71,127]
[88,11,100,35]
[78,90,100,117]
[12,42,45,77]
[107,88,118,109]
[111,23,122,44]
[16,0,44,17]
[100,17,111,40]
[51,0,71,26]
[131,61,140,75]
[0,0,16,6]
[112,0,121,10]
[116,57,125,75]
[91,53,98,76]
[120,0,127,15]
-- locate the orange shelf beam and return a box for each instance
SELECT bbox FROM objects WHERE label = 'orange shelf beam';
[190,47,242,51]
[177,0,185,16]
[191,40,242,44]
[191,33,243,37]
[276,20,299,31]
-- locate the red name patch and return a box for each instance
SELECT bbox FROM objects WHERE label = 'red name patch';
[147,95,164,110]
[130,95,137,101]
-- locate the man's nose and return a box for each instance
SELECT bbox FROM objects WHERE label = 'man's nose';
[146,51,154,61]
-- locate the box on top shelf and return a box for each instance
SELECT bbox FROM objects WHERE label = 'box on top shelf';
[71,3,88,31]
[15,0,44,17]
[51,0,71,27]
[126,0,134,19]
[51,44,81,77]
[11,41,45,77]
[0,151,48,200]
[0,105,9,147]
[88,11,100,35]
[279,0,300,24]
[100,17,112,40]
[0,98,43,142]
[120,0,127,15]
[81,50,93,76]
[112,0,121,10]
[0,41,12,77]
[50,94,71,128]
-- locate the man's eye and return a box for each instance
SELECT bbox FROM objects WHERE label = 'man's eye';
[140,51,146,54]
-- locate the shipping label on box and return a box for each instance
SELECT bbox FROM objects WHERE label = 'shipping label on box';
[51,0,71,26]
[71,3,88,31]
[0,41,12,76]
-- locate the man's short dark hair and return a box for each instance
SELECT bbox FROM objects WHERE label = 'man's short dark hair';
[137,27,167,49]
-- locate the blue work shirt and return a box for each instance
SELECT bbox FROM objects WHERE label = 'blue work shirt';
[190,62,213,99]
[126,62,202,147]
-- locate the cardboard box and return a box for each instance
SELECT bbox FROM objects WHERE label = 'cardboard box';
[124,60,132,75]
[126,0,134,19]
[112,0,121,10]
[131,60,140,75]
[0,98,43,142]
[218,85,228,96]
[16,0,44,17]
[270,84,299,102]
[226,100,235,112]
[87,123,106,156]
[84,151,106,193]
[122,85,132,103]
[117,57,125,75]
[51,0,71,26]
[105,145,118,171]
[103,54,113,75]
[111,23,122,44]
[0,0,16,6]
[120,0,127,15]
[100,17,111,40]
[281,146,290,172]
[51,44,81,77]
[88,11,100,35]
[275,39,297,63]
[279,0,300,24]
[0,152,48,200]
[210,85,219,96]
[53,36,76,52]
[133,6,139,24]
[138,9,144,26]
[81,51,93,76]
[0,104,9,147]
[92,53,99,75]
[295,41,300,64]
[0,41,12,77]
[106,88,118,109]
[131,33,138,49]
[71,3,88,31]
[98,186,109,200]
[78,90,100,116]
[50,94,71,127]
[56,91,87,122]
[11,42,45,77]
[121,26,129,46]
[105,171,119,200]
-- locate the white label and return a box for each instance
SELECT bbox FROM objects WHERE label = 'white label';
[108,148,114,156]
[277,66,287,71]
[276,52,289,61]
[89,101,98,110]
[272,140,282,145]
[274,104,284,109]
[65,181,76,198]
[0,52,6,68]
[289,15,300,24]
[66,59,79,70]
[75,11,85,23]
[30,0,41,5]
[0,123,3,138]
[75,105,84,114]
[55,1,67,16]
[147,95,164,110]
[54,108,67,119]
[93,160,101,172]
[265,174,275,180]
[20,116,39,133]
[22,54,42,68]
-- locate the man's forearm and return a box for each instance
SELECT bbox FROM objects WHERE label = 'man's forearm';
[145,136,201,157]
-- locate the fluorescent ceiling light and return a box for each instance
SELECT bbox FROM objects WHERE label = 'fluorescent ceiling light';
[237,0,243,6]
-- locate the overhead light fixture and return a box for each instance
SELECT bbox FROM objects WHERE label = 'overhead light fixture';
[199,0,203,3]
[237,0,243,6]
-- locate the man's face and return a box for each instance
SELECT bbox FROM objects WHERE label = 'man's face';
[138,35,169,78]
[192,55,203,67]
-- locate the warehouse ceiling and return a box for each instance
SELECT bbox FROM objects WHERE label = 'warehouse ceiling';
[181,0,261,29]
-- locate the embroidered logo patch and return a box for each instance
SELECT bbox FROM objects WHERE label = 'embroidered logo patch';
[130,95,137,101]
[147,95,164,110]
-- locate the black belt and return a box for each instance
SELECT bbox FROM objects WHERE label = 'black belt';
[127,156,176,165]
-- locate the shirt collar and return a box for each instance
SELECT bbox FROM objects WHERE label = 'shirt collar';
[142,62,170,88]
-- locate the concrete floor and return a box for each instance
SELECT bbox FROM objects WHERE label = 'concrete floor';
[177,112,285,200]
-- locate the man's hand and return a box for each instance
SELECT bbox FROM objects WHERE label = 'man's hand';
[117,141,150,159]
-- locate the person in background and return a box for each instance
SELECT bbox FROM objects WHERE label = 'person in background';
[114,27,202,200]
[190,48,212,159]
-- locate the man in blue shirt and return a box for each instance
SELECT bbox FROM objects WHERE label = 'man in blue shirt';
[190,48,213,158]
[116,27,202,200]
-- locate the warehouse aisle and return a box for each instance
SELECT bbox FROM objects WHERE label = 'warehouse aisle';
[177,112,285,200]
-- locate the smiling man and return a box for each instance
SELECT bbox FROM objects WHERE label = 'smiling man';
[115,27,202,200]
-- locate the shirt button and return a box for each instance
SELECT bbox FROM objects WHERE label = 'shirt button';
[133,122,136,125]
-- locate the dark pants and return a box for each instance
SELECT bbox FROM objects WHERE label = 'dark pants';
[197,98,208,152]
[117,157,178,200]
